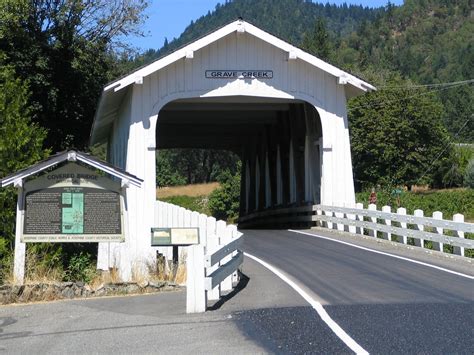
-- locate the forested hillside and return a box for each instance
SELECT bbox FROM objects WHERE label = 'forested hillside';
[129,0,472,143]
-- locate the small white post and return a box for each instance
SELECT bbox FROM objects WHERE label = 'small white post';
[432,211,443,251]
[206,217,220,301]
[382,205,391,240]
[13,187,26,285]
[413,209,424,248]
[453,214,465,256]
[325,209,334,229]
[355,203,363,235]
[186,244,206,313]
[368,204,377,237]
[335,208,344,231]
[346,203,356,234]
[396,207,407,244]
[316,206,323,227]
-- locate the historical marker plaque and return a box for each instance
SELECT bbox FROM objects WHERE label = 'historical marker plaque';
[22,163,125,243]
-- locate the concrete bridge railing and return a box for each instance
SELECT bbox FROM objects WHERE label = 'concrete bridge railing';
[155,201,243,313]
[238,204,474,257]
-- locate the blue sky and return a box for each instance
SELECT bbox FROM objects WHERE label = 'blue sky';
[129,0,404,51]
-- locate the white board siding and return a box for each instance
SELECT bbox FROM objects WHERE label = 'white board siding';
[102,30,358,280]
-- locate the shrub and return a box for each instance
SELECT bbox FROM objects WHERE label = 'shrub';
[464,159,474,189]
[64,252,97,284]
[208,166,241,222]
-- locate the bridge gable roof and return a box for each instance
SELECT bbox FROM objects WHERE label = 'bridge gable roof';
[105,20,375,94]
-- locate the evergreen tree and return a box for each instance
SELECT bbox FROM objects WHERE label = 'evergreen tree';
[0,58,49,278]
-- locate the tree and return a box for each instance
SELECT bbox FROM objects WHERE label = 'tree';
[0,0,148,151]
[302,17,331,61]
[208,163,241,222]
[348,75,452,190]
[0,59,49,282]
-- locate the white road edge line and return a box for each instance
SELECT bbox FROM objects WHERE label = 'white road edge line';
[244,252,369,355]
[288,229,474,280]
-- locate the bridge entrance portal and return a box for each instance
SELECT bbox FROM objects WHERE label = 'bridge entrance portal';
[90,20,374,279]
[157,97,322,215]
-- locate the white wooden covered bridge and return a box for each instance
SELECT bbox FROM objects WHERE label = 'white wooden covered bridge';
[90,19,375,280]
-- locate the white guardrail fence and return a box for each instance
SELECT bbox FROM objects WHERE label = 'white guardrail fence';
[239,203,474,257]
[155,201,243,313]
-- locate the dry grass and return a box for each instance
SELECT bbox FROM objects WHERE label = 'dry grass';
[24,252,64,285]
[157,182,220,199]
[147,257,187,285]
[89,267,122,289]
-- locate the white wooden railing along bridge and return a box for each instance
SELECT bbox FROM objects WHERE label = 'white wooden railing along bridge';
[239,203,474,257]
[154,201,243,313]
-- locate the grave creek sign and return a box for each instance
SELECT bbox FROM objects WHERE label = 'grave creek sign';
[22,163,124,243]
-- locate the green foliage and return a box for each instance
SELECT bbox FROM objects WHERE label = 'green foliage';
[160,195,211,215]
[156,149,239,187]
[349,74,452,189]
[464,159,474,189]
[0,0,148,150]
[208,165,241,222]
[356,188,474,222]
[0,60,49,276]
[301,17,332,61]
[64,252,97,284]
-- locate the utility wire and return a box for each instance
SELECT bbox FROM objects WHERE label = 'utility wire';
[349,80,473,111]
[415,117,472,185]
[377,78,474,89]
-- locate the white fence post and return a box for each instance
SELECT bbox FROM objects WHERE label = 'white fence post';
[355,203,363,235]
[346,203,356,234]
[453,214,465,256]
[206,217,220,300]
[396,207,407,244]
[382,205,391,240]
[325,209,334,229]
[178,207,185,227]
[413,209,424,247]
[368,204,377,237]
[186,244,206,313]
[316,206,323,227]
[432,211,443,251]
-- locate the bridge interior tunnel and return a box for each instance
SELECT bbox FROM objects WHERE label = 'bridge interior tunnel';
[156,96,323,219]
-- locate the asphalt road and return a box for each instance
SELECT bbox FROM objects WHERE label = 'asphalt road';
[1,228,472,354]
[241,228,474,354]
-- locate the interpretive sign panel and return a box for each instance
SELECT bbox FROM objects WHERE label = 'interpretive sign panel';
[151,228,199,246]
[22,163,124,242]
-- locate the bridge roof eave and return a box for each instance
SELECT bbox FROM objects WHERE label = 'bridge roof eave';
[90,19,376,144]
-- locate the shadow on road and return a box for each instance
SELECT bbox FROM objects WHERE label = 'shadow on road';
[207,272,250,311]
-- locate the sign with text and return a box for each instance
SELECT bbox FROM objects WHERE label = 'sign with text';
[205,70,273,79]
[151,228,199,246]
[22,163,124,243]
